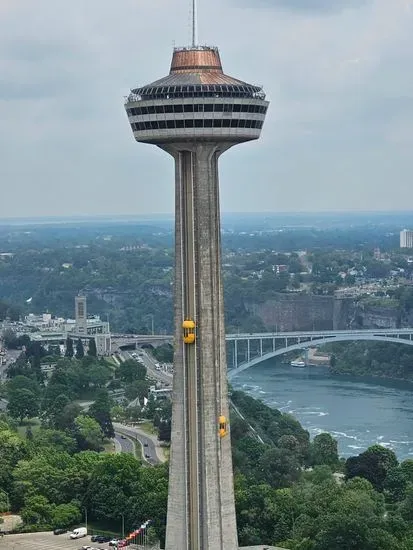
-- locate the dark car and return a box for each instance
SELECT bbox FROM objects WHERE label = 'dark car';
[143,442,148,447]
[92,534,111,543]
[53,528,67,535]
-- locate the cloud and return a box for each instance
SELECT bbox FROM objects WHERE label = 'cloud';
[236,0,370,14]
[0,0,412,217]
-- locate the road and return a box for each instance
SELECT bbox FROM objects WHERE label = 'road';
[121,350,173,387]
[114,433,135,455]
[114,423,165,465]
[0,532,113,549]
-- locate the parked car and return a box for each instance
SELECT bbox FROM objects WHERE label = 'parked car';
[94,535,111,543]
[109,539,120,546]
[70,527,87,539]
[53,528,67,535]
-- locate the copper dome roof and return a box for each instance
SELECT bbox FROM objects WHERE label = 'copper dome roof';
[133,46,257,89]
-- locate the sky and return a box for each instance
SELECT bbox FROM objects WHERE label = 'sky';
[0,0,413,218]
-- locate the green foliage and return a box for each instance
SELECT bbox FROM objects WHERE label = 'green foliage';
[118,359,146,384]
[51,502,81,529]
[310,433,339,468]
[7,388,39,423]
[124,379,151,402]
[76,339,84,359]
[88,390,115,439]
[74,415,104,451]
[231,391,310,459]
[346,445,398,491]
[88,338,97,357]
[65,337,74,358]
[32,429,77,454]
[329,341,413,380]
[1,379,412,548]
[152,344,173,363]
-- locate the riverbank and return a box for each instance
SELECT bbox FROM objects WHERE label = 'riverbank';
[289,346,331,367]
[327,340,413,383]
[232,361,413,459]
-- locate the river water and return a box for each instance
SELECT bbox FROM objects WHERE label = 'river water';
[231,361,413,460]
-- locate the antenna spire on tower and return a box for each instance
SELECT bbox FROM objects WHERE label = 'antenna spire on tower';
[192,0,198,47]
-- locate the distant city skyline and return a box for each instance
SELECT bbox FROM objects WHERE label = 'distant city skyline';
[0,0,413,217]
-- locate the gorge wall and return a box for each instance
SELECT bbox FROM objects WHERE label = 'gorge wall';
[247,293,403,332]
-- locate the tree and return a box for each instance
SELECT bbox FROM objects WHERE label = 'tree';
[310,433,339,469]
[258,447,301,488]
[51,503,81,529]
[118,359,146,384]
[125,379,151,403]
[158,420,171,442]
[7,375,40,397]
[87,338,97,357]
[55,402,82,431]
[20,495,54,528]
[7,388,39,423]
[384,466,408,502]
[76,339,84,359]
[45,394,71,428]
[84,453,142,525]
[74,415,104,451]
[314,515,374,550]
[33,429,77,454]
[399,484,413,521]
[2,329,19,349]
[65,337,74,358]
[346,445,398,491]
[88,390,115,439]
[26,426,33,441]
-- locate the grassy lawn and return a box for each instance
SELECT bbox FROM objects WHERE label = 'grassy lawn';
[162,446,170,461]
[133,440,142,460]
[138,421,157,435]
[103,440,117,454]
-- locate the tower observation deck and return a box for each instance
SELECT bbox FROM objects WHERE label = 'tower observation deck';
[125,45,268,550]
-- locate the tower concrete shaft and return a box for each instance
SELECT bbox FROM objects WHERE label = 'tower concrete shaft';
[165,143,237,550]
[124,45,268,550]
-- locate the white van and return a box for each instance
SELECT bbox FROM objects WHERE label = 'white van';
[70,527,87,539]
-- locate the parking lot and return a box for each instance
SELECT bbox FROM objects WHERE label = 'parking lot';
[0,531,112,549]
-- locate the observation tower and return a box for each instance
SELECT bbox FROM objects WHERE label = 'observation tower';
[124,21,269,550]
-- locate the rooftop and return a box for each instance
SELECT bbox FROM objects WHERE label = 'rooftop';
[129,46,264,99]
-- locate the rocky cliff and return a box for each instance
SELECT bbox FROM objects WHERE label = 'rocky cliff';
[247,292,405,332]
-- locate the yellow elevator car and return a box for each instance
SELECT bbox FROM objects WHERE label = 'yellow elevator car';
[182,319,196,344]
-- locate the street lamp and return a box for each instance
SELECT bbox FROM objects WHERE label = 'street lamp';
[120,513,125,539]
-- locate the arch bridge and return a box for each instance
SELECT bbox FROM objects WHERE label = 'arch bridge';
[112,328,413,379]
[226,328,413,380]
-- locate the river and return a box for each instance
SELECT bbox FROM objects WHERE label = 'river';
[231,360,413,460]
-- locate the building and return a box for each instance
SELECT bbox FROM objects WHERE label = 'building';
[400,229,413,248]
[75,295,87,334]
[148,385,173,401]
[25,296,111,356]
[124,24,268,550]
